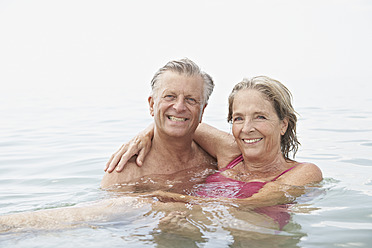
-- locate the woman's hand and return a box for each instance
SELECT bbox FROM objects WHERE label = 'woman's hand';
[104,124,154,173]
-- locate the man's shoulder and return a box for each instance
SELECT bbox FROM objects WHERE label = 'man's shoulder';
[100,159,145,189]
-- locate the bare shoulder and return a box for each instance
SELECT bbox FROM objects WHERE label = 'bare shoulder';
[101,157,143,189]
[217,151,242,170]
[282,162,323,186]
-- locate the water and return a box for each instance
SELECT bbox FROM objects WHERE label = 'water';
[1,0,372,247]
[1,82,372,247]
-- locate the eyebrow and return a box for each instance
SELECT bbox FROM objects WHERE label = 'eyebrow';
[161,89,173,94]
[232,110,270,116]
[254,111,269,116]
[162,90,200,99]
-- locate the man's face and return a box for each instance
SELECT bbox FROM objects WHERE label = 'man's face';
[149,71,206,139]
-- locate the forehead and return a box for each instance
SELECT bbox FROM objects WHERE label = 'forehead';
[157,71,204,96]
[233,89,275,113]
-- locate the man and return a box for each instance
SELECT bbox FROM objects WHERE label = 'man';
[0,59,219,232]
[101,58,217,188]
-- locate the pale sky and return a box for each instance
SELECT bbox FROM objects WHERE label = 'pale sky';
[1,0,371,109]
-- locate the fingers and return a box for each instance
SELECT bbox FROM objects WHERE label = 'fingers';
[136,140,152,166]
[104,154,114,172]
[136,153,144,167]
[104,133,151,173]
[115,145,139,172]
[135,147,147,167]
[105,152,123,173]
[104,144,125,173]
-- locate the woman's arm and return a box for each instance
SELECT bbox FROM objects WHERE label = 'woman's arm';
[194,123,240,168]
[105,122,240,173]
[105,123,154,173]
[147,162,323,207]
[146,185,299,207]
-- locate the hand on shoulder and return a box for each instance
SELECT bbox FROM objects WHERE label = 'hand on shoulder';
[101,157,143,189]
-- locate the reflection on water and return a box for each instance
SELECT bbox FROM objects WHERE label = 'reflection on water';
[1,85,372,247]
[1,193,309,248]
[1,86,372,247]
[0,160,323,248]
[148,202,305,248]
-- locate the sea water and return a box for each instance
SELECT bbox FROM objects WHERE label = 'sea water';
[0,80,371,247]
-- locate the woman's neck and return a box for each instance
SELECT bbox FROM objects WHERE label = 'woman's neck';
[239,153,290,177]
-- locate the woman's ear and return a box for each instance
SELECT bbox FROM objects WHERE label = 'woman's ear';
[281,118,289,135]
[148,96,154,117]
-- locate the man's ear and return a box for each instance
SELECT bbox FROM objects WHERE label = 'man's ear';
[199,104,208,123]
[148,96,154,117]
[281,118,289,135]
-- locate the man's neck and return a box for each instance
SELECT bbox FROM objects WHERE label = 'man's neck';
[151,131,196,164]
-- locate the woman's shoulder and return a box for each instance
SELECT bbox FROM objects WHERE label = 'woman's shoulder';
[297,162,322,175]
[281,162,323,186]
[217,153,243,170]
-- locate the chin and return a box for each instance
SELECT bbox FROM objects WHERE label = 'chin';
[241,150,263,160]
[165,130,188,138]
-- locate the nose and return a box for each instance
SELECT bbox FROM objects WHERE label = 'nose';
[173,96,187,112]
[242,119,255,133]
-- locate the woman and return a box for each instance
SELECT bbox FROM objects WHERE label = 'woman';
[105,76,323,205]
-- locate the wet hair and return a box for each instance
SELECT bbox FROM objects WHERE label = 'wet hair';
[227,76,300,159]
[150,58,214,105]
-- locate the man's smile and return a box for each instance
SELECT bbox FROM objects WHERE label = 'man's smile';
[167,115,189,122]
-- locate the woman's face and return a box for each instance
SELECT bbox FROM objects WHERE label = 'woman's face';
[231,89,288,162]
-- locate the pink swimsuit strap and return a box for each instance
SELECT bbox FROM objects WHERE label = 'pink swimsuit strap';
[222,155,299,183]
[270,164,299,182]
[223,154,244,170]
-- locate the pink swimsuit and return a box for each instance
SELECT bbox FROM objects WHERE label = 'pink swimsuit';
[194,155,298,199]
[193,155,298,229]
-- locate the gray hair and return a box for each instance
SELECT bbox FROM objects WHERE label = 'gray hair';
[227,76,300,159]
[150,58,214,105]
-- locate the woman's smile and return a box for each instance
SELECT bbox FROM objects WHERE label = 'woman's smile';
[242,138,263,144]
